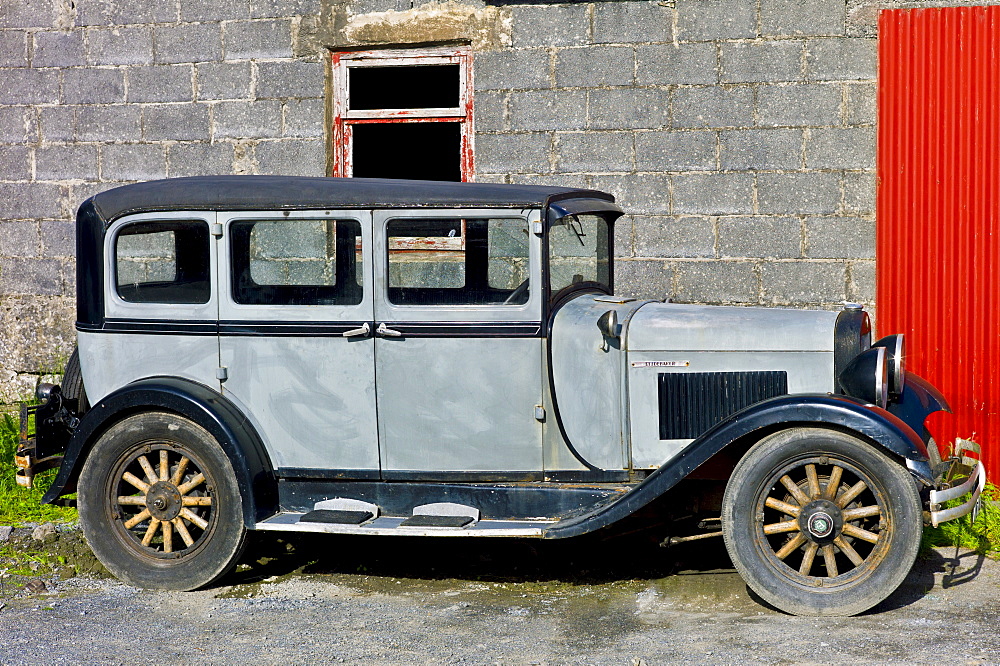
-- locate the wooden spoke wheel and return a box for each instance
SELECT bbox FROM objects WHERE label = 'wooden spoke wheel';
[722,428,922,617]
[79,412,246,591]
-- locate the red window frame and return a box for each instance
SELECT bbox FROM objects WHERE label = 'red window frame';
[330,47,475,181]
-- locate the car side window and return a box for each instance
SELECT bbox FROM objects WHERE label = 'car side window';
[230,218,363,306]
[386,217,529,306]
[115,220,211,304]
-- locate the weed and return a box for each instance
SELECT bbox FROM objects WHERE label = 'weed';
[923,482,1000,557]
[0,412,77,526]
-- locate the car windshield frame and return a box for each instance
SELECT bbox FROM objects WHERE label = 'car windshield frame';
[545,212,615,306]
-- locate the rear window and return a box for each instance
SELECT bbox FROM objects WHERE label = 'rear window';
[115,221,211,304]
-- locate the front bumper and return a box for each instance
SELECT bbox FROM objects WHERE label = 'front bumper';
[927,439,987,527]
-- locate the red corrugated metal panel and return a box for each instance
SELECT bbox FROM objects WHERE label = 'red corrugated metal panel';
[878,6,1000,480]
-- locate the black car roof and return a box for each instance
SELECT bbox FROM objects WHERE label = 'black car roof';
[89,176,618,222]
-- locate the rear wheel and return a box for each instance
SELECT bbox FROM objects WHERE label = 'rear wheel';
[78,412,246,590]
[722,428,922,616]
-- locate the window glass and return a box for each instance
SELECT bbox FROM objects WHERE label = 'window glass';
[231,218,363,306]
[387,218,529,306]
[116,221,210,304]
[548,214,611,295]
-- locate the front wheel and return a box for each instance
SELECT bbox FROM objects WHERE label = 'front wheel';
[78,412,247,590]
[722,428,922,616]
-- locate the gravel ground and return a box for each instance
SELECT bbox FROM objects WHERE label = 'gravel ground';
[0,529,998,665]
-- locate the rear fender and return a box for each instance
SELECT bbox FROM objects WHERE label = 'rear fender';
[42,377,277,527]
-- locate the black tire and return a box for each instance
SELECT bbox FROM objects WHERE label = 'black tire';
[62,348,89,414]
[78,412,247,590]
[721,427,922,616]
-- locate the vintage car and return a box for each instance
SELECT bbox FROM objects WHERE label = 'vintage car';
[16,175,983,616]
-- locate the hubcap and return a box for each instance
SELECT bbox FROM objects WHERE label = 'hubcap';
[797,499,844,543]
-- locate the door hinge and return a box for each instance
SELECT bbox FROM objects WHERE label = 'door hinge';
[210,223,223,237]
[216,367,228,381]
[534,405,545,422]
[532,221,544,236]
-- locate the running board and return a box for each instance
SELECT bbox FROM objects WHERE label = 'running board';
[255,512,551,537]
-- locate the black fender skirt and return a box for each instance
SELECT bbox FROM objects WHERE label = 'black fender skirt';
[544,385,940,540]
[41,377,277,527]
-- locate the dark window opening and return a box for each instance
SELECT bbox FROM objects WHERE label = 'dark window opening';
[349,65,460,110]
[352,122,461,182]
[115,221,211,304]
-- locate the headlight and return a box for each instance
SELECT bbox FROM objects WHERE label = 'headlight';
[838,346,889,409]
[872,334,905,397]
[35,382,58,402]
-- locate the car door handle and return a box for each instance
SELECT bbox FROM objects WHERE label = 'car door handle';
[342,322,371,338]
[376,322,402,337]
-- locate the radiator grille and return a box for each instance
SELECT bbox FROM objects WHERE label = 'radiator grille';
[658,371,788,440]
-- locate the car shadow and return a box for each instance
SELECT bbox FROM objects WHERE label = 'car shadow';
[864,546,984,614]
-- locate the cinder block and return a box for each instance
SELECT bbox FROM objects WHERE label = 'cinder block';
[223,19,293,60]
[635,130,716,171]
[0,69,59,104]
[41,221,75,257]
[555,132,632,173]
[589,173,672,215]
[179,0,250,22]
[593,2,672,44]
[85,27,154,66]
[62,68,126,105]
[555,46,634,88]
[615,259,673,301]
[672,173,754,215]
[721,41,804,83]
[588,88,669,130]
[509,90,587,131]
[0,258,62,296]
[76,105,141,142]
[33,31,84,67]
[39,106,75,142]
[719,128,803,170]
[676,0,757,41]
[761,0,846,37]
[256,60,323,99]
[476,133,551,174]
[762,261,846,304]
[213,100,283,139]
[806,127,875,169]
[0,220,39,257]
[615,214,635,257]
[168,142,235,177]
[197,61,252,100]
[675,260,758,304]
[718,216,800,258]
[0,30,27,67]
[143,104,211,141]
[0,0,61,29]
[806,38,876,81]
[634,215,715,258]
[251,0,321,18]
[672,86,754,129]
[475,49,549,91]
[636,43,717,86]
[757,83,842,127]
[127,65,194,103]
[0,146,30,180]
[154,23,222,64]
[847,260,874,303]
[0,182,61,219]
[805,216,874,259]
[77,2,177,26]
[101,144,167,181]
[846,83,875,125]
[473,91,506,133]
[757,172,840,215]
[35,145,99,181]
[842,171,874,215]
[0,107,37,143]
[255,139,325,176]
[511,4,589,48]
[284,98,325,137]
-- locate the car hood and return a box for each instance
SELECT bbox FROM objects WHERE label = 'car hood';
[626,302,838,352]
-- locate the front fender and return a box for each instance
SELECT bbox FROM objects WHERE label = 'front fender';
[544,393,929,539]
[42,377,277,527]
[886,373,951,442]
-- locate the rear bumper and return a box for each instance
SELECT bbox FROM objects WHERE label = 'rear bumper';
[928,439,987,527]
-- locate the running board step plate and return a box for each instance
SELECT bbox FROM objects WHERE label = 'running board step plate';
[300,509,374,525]
[256,512,551,537]
[399,514,474,528]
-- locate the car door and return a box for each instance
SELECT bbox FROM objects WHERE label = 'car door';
[372,208,545,477]
[218,210,379,476]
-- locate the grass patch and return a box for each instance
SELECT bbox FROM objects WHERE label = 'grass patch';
[923,481,1000,557]
[0,411,77,526]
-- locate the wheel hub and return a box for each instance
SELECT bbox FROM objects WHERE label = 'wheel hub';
[145,481,182,522]
[798,499,844,543]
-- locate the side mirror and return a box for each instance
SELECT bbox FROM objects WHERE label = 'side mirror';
[597,309,619,341]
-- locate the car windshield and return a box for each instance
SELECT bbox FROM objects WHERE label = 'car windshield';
[548,213,611,296]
